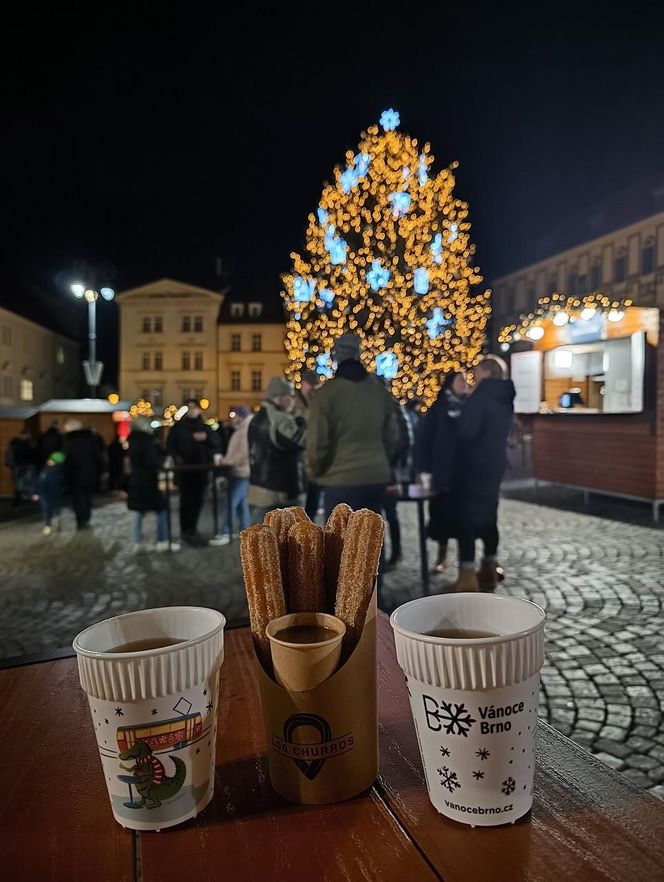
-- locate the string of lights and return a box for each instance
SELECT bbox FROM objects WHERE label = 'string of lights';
[281,109,491,407]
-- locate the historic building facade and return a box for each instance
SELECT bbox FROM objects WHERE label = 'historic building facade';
[116,278,286,417]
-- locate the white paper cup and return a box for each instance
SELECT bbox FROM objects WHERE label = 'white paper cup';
[390,594,545,827]
[73,606,225,831]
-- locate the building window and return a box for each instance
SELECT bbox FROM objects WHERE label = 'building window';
[642,242,655,274]
[248,302,262,318]
[230,303,244,318]
[194,352,204,371]
[181,315,192,332]
[153,316,163,333]
[193,315,203,333]
[231,333,241,352]
[182,351,191,370]
[141,316,151,333]
[56,345,65,364]
[231,370,241,391]
[154,352,163,371]
[590,262,601,290]
[251,333,262,352]
[614,252,626,283]
[20,379,33,401]
[142,352,151,370]
[2,325,11,346]
[251,370,262,392]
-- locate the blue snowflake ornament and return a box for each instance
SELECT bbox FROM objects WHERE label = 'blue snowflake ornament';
[367,260,391,291]
[414,267,430,295]
[340,153,370,194]
[315,353,335,379]
[418,153,428,186]
[340,166,357,194]
[324,225,347,265]
[355,152,371,177]
[318,288,335,307]
[376,351,399,380]
[402,166,410,179]
[426,307,449,339]
[317,207,328,226]
[431,232,443,264]
[380,108,400,131]
[389,191,411,217]
[449,222,459,242]
[293,276,315,303]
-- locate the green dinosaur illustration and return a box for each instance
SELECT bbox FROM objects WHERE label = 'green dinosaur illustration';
[119,739,186,808]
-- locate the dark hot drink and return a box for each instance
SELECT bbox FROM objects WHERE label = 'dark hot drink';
[107,637,186,653]
[424,628,499,639]
[275,624,339,645]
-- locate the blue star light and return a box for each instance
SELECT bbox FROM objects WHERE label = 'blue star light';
[418,153,428,186]
[367,260,391,291]
[318,288,335,307]
[449,222,459,242]
[355,152,370,177]
[324,225,347,265]
[315,353,335,379]
[293,276,315,303]
[414,267,430,295]
[375,351,399,380]
[389,191,411,217]
[340,152,370,194]
[317,207,328,226]
[426,307,449,338]
[380,108,400,131]
[431,232,443,264]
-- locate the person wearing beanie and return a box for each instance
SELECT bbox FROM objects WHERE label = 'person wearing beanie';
[293,369,323,519]
[128,417,180,553]
[210,405,253,545]
[247,376,306,519]
[166,398,221,546]
[63,419,101,529]
[33,449,66,536]
[306,332,402,519]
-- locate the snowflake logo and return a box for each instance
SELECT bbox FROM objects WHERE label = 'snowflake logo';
[380,108,400,131]
[476,748,490,761]
[437,766,461,793]
[439,746,450,758]
[502,777,516,796]
[472,770,485,780]
[437,700,476,737]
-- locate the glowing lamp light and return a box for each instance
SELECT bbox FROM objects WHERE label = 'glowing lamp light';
[174,405,188,421]
[71,283,85,298]
[608,309,625,323]
[553,311,569,326]
[500,342,510,353]
[580,307,596,321]
[107,392,120,405]
[150,420,161,429]
[84,289,97,302]
[526,325,545,341]
[100,287,115,301]
[513,332,521,342]
[199,398,210,410]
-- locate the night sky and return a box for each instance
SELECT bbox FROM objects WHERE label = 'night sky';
[3,5,664,373]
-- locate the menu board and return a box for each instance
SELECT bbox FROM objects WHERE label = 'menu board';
[511,350,543,414]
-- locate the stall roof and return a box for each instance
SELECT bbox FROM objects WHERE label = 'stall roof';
[0,406,38,420]
[39,399,131,413]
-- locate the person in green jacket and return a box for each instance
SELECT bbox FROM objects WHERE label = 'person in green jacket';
[306,333,401,519]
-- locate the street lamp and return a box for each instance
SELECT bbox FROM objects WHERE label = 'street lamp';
[70,282,115,397]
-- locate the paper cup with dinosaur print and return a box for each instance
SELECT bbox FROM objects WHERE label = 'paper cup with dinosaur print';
[391,594,545,827]
[74,606,225,831]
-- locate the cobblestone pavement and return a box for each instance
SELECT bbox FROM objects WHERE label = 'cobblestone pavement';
[1,494,663,799]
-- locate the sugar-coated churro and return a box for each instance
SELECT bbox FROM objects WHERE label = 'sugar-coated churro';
[264,508,300,583]
[240,524,287,670]
[287,521,325,613]
[323,503,352,613]
[284,505,310,523]
[335,508,384,656]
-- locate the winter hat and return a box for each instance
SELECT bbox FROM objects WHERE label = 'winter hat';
[50,451,65,464]
[301,369,320,386]
[132,415,154,434]
[333,332,361,363]
[233,405,251,418]
[266,376,294,399]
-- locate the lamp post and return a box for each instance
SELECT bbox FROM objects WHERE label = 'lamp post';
[71,283,115,397]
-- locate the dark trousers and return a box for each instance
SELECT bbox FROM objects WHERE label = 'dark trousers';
[304,482,322,520]
[382,491,401,558]
[179,476,206,535]
[323,483,386,521]
[71,487,92,527]
[458,523,499,565]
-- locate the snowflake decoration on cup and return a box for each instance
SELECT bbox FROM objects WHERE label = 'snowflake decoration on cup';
[414,267,429,295]
[367,259,391,291]
[389,191,411,217]
[293,276,316,303]
[436,699,476,736]
[501,776,516,796]
[380,108,400,131]
[437,766,461,793]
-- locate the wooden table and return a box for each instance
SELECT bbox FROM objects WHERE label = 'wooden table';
[3,616,664,881]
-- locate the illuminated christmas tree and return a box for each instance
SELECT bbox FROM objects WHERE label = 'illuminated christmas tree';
[281,109,491,407]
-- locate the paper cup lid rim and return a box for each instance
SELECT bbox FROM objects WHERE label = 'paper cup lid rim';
[266,612,346,648]
[390,594,545,646]
[72,606,226,658]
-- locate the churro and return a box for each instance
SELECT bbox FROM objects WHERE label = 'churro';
[323,503,352,613]
[335,508,384,656]
[240,524,287,670]
[285,505,310,523]
[287,521,325,613]
[264,508,300,583]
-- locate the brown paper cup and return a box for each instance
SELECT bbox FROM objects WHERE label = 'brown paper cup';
[257,590,378,804]
[266,612,345,692]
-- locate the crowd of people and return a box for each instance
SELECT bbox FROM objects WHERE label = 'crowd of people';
[2,339,515,588]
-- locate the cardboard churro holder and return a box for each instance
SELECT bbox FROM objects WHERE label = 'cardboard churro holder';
[256,590,378,804]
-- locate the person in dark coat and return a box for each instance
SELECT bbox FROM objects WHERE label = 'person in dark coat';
[37,422,62,468]
[107,437,126,492]
[127,416,179,552]
[33,450,65,535]
[63,420,102,529]
[455,355,515,592]
[415,371,469,572]
[6,430,36,506]
[166,399,220,545]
